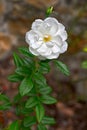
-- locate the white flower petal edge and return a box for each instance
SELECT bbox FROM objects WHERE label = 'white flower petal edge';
[60,41,68,53]
[44,17,59,35]
[25,17,68,60]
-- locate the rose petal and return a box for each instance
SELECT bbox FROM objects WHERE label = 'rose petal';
[52,35,63,46]
[30,40,42,49]
[52,45,60,53]
[58,30,67,41]
[47,53,59,59]
[32,19,43,30]
[37,44,48,53]
[42,49,52,56]
[58,23,65,31]
[25,30,39,45]
[29,47,39,56]
[46,41,54,47]
[44,17,59,35]
[60,41,68,53]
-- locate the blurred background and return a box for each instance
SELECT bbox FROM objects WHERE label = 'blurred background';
[0,0,87,130]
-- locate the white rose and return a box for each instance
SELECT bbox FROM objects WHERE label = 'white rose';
[25,17,68,60]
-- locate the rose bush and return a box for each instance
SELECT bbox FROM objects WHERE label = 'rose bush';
[0,8,70,130]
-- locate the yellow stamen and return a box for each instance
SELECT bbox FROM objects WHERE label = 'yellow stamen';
[43,35,52,42]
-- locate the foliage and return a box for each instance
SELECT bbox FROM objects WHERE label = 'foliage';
[0,46,70,130]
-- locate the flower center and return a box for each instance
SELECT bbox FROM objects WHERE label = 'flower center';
[43,35,52,42]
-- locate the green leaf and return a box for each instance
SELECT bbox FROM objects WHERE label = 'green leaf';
[54,60,70,76]
[20,125,31,130]
[15,66,32,76]
[8,73,24,82]
[19,47,34,57]
[15,103,33,115]
[34,73,46,85]
[15,106,22,115]
[0,94,11,110]
[41,116,56,125]
[82,61,87,69]
[21,127,31,130]
[40,95,57,104]
[20,107,33,115]
[13,52,24,67]
[35,104,45,123]
[9,120,19,130]
[25,97,38,108]
[27,87,36,96]
[23,116,36,127]
[0,94,10,101]
[13,93,22,103]
[23,58,35,68]
[38,85,52,95]
[19,77,33,96]
[39,61,50,74]
[37,124,47,130]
